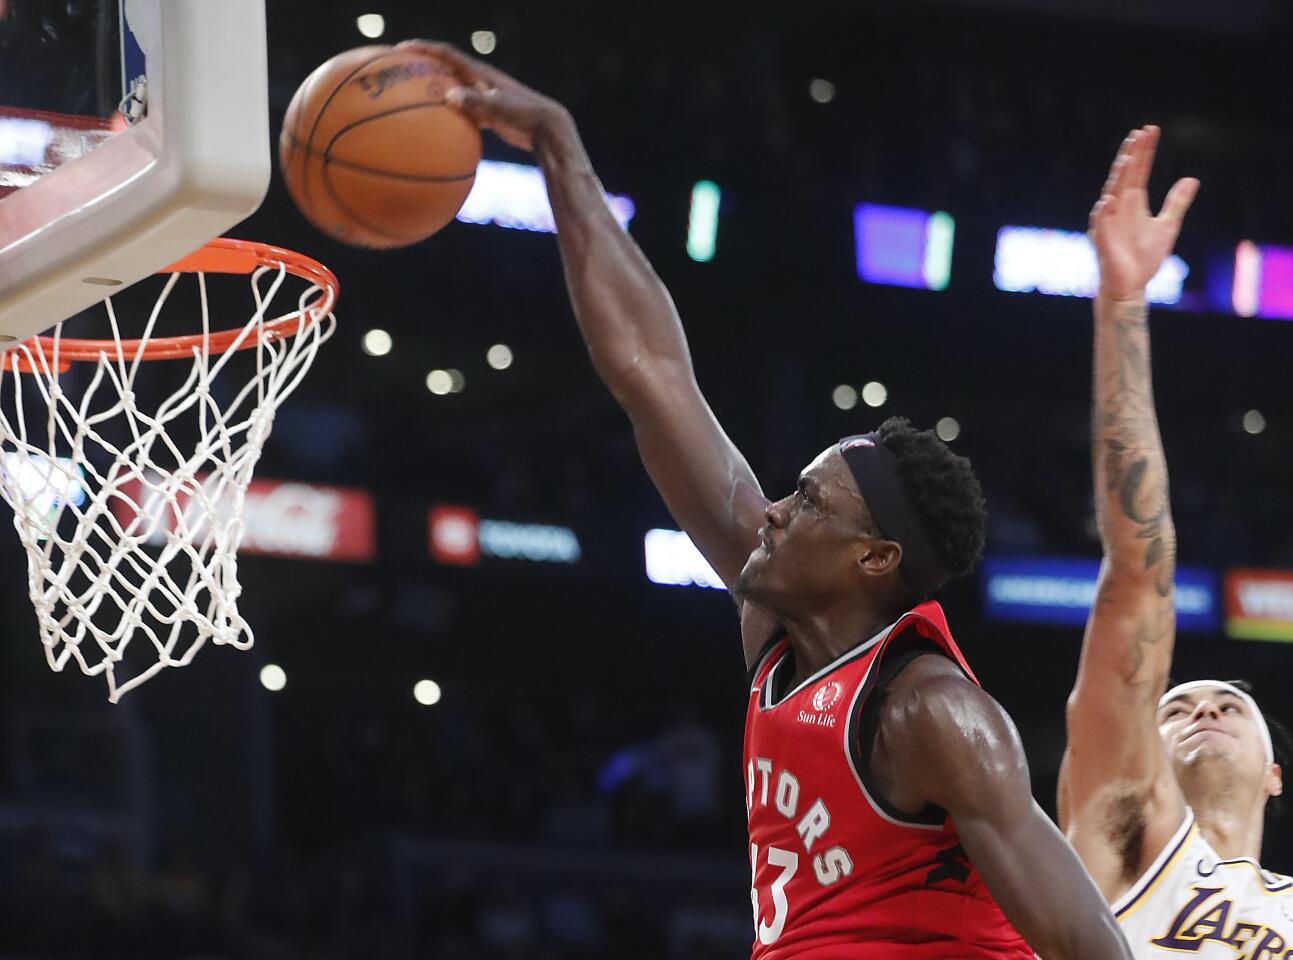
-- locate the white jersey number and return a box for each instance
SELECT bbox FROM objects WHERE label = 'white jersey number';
[750,843,799,945]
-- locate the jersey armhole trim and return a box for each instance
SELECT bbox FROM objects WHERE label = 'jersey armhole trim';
[748,636,787,697]
[1113,810,1198,920]
[842,625,951,831]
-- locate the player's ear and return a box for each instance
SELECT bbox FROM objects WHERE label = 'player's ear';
[856,539,902,579]
[1267,763,1283,799]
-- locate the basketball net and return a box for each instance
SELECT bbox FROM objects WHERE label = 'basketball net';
[0,242,336,701]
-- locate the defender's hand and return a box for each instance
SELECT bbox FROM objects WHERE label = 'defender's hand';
[1090,125,1199,302]
[397,40,571,152]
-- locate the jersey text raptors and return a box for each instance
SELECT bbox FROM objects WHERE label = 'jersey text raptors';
[743,601,1033,959]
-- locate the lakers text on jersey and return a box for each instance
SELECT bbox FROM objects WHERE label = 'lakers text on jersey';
[1116,811,1293,960]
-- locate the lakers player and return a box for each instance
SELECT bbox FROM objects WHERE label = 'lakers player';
[412,40,1134,960]
[1060,125,1291,954]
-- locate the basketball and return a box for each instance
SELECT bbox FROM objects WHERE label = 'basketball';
[279,45,482,249]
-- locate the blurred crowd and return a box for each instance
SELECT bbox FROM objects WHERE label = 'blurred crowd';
[0,698,752,959]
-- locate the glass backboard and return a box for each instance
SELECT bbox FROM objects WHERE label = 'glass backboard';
[0,0,127,202]
[0,0,271,344]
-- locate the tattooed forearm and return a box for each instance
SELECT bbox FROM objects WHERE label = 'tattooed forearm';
[1093,298,1175,581]
[1092,295,1178,684]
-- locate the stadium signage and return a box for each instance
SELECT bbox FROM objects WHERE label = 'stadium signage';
[982,556,1218,631]
[112,476,377,563]
[428,504,581,567]
[1224,569,1293,642]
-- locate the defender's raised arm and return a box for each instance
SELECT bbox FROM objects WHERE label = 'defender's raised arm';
[1059,125,1199,900]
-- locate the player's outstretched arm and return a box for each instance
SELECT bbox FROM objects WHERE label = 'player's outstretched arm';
[403,41,768,590]
[1058,126,1198,899]
[886,660,1135,960]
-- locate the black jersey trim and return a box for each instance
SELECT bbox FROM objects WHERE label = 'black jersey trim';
[747,635,786,697]
[842,615,961,831]
[756,621,894,713]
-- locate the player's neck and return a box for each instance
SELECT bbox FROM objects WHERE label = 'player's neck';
[1185,775,1266,861]
[777,601,896,686]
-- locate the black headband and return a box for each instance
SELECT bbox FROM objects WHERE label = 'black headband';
[838,433,949,600]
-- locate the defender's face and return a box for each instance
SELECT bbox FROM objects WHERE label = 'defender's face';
[736,447,874,606]
[1157,685,1271,786]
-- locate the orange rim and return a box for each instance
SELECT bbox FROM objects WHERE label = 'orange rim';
[13,238,338,370]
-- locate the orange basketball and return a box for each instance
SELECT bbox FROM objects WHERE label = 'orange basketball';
[279,45,482,249]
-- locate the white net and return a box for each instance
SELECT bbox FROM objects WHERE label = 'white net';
[0,252,336,701]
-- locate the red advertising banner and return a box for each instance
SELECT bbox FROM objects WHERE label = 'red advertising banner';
[428,505,481,566]
[110,476,377,564]
[1224,568,1293,642]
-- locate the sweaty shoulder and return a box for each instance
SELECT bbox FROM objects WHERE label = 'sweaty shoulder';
[876,659,1028,815]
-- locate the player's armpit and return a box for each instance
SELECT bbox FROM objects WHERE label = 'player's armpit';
[884,667,1134,960]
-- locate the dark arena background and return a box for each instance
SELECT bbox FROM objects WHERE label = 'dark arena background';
[2,0,1293,957]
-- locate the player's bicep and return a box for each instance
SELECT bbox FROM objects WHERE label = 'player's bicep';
[902,683,1129,957]
[627,372,768,587]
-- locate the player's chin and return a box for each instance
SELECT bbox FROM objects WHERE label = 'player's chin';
[735,548,772,600]
[1178,735,1238,766]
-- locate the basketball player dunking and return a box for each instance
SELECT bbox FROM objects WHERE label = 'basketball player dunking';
[410,41,1133,959]
[1060,125,1292,954]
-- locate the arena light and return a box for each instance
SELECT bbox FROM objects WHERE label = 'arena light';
[1233,241,1261,317]
[487,344,513,370]
[832,385,858,410]
[260,664,287,692]
[935,417,960,442]
[361,328,392,357]
[356,13,385,39]
[854,204,954,291]
[447,369,465,394]
[982,556,1217,631]
[861,381,887,408]
[644,528,725,590]
[687,180,721,262]
[426,370,452,395]
[1243,409,1266,435]
[809,79,836,104]
[993,225,1188,305]
[414,679,443,706]
[0,452,86,540]
[458,160,635,234]
[471,30,497,55]
[1231,241,1293,320]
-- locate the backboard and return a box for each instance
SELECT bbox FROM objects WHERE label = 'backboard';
[0,0,271,343]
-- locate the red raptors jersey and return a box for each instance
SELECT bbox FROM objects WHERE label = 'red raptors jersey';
[743,601,1033,960]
